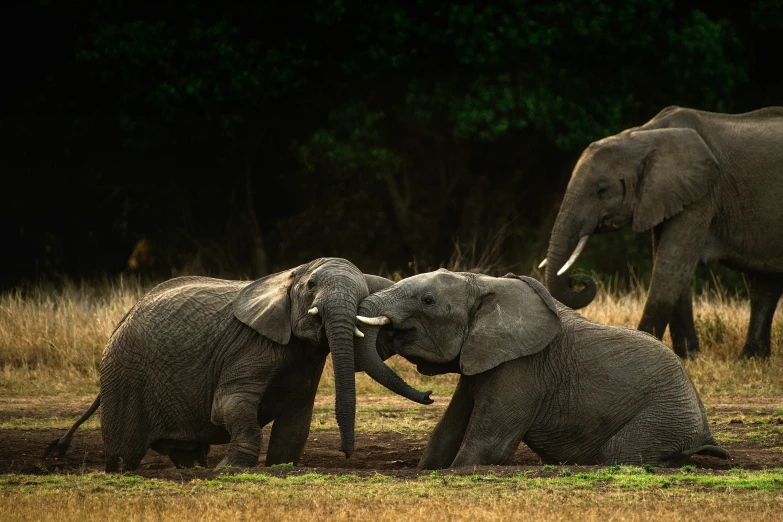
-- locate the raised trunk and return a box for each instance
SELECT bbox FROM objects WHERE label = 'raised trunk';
[545,207,597,309]
[354,298,433,405]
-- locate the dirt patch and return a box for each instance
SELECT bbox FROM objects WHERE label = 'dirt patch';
[2,398,782,478]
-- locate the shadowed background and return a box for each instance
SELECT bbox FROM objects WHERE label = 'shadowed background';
[3,1,782,291]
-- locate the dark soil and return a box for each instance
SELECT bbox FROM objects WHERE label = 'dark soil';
[2,399,782,480]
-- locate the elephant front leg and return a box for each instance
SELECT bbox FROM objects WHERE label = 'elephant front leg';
[669,285,700,359]
[448,372,536,468]
[212,392,264,468]
[264,360,326,466]
[739,274,783,360]
[418,377,474,470]
[639,209,712,348]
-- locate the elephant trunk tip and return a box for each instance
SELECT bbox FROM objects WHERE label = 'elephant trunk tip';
[419,390,435,405]
[341,439,354,459]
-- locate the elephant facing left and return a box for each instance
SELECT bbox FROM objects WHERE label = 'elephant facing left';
[44,258,433,472]
[356,269,728,469]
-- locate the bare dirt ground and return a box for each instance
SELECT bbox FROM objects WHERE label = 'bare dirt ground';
[2,395,782,480]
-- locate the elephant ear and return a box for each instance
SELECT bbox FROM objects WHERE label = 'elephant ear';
[232,267,300,345]
[459,275,561,376]
[363,274,395,294]
[631,128,719,232]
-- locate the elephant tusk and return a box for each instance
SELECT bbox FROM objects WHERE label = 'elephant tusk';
[308,307,319,316]
[538,258,548,268]
[357,315,390,326]
[354,327,365,338]
[557,235,590,276]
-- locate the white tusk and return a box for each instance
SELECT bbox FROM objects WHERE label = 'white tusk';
[354,327,365,338]
[538,258,548,268]
[308,307,319,316]
[557,235,590,276]
[356,315,390,326]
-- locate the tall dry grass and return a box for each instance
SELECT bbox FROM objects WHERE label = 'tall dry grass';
[0,277,149,395]
[0,274,781,398]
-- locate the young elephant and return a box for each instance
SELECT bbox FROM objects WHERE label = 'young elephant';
[356,269,728,469]
[45,258,432,472]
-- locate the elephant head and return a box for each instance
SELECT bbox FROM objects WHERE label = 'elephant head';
[355,269,561,376]
[233,258,432,457]
[542,127,719,308]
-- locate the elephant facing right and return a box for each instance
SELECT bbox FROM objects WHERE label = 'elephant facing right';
[355,269,730,469]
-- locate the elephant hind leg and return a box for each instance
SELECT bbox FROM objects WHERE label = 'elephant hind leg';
[739,274,783,360]
[597,414,693,467]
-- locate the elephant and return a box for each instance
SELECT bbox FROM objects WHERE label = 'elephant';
[355,269,729,469]
[44,258,432,472]
[541,106,783,359]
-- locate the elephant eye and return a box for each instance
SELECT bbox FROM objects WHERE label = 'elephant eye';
[307,279,317,290]
[421,294,436,306]
[597,182,609,197]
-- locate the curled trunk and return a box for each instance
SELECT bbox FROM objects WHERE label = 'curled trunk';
[545,208,597,309]
[354,299,433,405]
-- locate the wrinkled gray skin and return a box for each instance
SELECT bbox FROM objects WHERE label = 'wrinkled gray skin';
[356,269,728,469]
[545,106,783,359]
[45,258,431,472]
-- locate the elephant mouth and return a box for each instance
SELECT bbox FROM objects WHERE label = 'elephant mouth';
[296,310,326,343]
[378,319,418,351]
[595,215,630,233]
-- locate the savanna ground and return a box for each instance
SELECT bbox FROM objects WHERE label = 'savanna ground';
[2,275,783,520]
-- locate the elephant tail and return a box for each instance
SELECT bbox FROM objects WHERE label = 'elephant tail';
[43,395,101,460]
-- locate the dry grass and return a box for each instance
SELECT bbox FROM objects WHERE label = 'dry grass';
[0,276,781,399]
[3,471,783,522]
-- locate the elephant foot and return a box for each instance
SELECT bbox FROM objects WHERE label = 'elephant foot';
[217,444,259,468]
[738,343,770,361]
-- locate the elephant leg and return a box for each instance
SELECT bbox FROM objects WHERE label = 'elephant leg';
[448,373,536,469]
[638,207,711,344]
[264,360,326,466]
[169,445,210,468]
[669,285,700,359]
[739,274,783,360]
[597,414,674,467]
[212,393,264,468]
[418,377,474,470]
[101,400,150,472]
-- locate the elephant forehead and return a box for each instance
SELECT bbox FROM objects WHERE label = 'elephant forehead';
[419,270,465,288]
[310,258,361,277]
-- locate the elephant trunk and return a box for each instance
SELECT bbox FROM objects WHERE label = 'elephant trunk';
[354,297,433,406]
[545,200,597,309]
[323,296,362,458]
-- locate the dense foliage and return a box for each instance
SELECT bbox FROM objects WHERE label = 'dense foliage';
[3,1,781,289]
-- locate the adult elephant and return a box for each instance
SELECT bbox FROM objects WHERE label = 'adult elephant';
[355,269,728,469]
[541,106,783,359]
[45,258,432,472]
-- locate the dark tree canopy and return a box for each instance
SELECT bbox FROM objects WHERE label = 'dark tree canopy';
[3,1,781,290]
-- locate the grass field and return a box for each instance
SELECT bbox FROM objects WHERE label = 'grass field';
[2,276,783,520]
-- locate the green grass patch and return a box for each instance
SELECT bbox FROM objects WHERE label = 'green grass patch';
[4,468,783,494]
